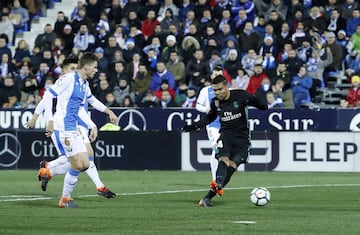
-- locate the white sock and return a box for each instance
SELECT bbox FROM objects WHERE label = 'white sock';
[48,155,68,168]
[51,162,70,176]
[62,168,79,198]
[210,149,218,180]
[85,157,104,189]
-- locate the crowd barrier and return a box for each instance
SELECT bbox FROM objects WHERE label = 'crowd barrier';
[0,130,359,171]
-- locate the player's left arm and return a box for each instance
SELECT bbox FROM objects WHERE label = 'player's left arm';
[246,93,269,110]
[86,88,118,124]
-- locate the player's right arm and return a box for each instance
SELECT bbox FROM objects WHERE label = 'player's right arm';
[43,75,72,135]
[183,100,218,132]
[196,87,210,113]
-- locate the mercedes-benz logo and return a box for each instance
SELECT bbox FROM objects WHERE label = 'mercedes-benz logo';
[117,109,147,131]
[0,133,22,167]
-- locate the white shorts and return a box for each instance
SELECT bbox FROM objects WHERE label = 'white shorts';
[51,130,87,157]
[206,126,220,149]
[78,126,90,144]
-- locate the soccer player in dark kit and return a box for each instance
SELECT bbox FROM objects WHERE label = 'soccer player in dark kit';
[183,75,268,207]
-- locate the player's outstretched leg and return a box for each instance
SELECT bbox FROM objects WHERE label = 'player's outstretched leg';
[86,156,116,198]
[38,161,52,191]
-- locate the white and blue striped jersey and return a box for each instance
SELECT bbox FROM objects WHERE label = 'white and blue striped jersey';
[196,85,220,129]
[48,71,89,131]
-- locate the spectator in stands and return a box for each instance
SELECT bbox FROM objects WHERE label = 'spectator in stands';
[34,24,58,51]
[305,6,327,34]
[197,7,216,36]
[0,53,16,82]
[132,63,151,104]
[247,63,268,95]
[71,7,93,33]
[121,95,136,107]
[296,36,313,62]
[125,52,141,80]
[104,36,122,61]
[29,46,42,72]
[346,8,360,37]
[112,25,126,50]
[138,90,159,107]
[51,37,65,63]
[345,50,360,79]
[181,87,197,108]
[339,98,350,108]
[208,50,223,72]
[40,49,55,70]
[238,21,260,57]
[323,31,343,86]
[73,24,96,52]
[151,61,176,92]
[94,76,112,103]
[327,8,347,35]
[272,77,294,108]
[60,24,75,56]
[340,0,358,21]
[104,92,120,107]
[94,25,110,49]
[128,10,142,30]
[181,35,200,65]
[123,37,142,63]
[10,0,29,32]
[161,34,179,62]
[266,90,284,108]
[113,78,135,105]
[166,51,185,87]
[109,61,131,88]
[123,0,141,21]
[181,11,199,37]
[216,22,235,49]
[291,65,313,108]
[161,8,180,32]
[0,34,12,59]
[157,0,178,22]
[158,89,178,107]
[34,62,52,89]
[22,92,38,109]
[95,47,109,73]
[178,0,195,23]
[254,14,266,38]
[185,49,209,91]
[12,39,30,68]
[154,79,177,101]
[0,75,20,107]
[224,49,242,79]
[307,47,333,99]
[231,68,249,90]
[265,0,288,21]
[346,75,360,107]
[273,62,291,87]
[107,0,123,26]
[85,0,104,25]
[241,49,261,77]
[54,11,69,36]
[141,10,160,42]
[144,48,158,72]
[255,77,272,104]
[231,0,256,22]
[71,0,87,21]
[143,36,161,58]
[284,48,303,81]
[267,10,284,36]
[233,9,248,34]
[0,13,14,46]
[96,11,110,33]
[4,92,22,108]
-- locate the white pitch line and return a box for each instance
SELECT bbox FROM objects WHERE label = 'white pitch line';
[1,183,360,202]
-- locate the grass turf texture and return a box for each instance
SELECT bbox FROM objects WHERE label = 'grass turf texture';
[0,170,360,235]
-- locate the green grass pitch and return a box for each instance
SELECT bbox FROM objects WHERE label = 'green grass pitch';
[0,170,360,235]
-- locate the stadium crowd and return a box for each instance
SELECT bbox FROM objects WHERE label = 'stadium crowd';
[1,0,360,109]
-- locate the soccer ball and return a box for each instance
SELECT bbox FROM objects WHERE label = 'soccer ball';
[250,187,270,206]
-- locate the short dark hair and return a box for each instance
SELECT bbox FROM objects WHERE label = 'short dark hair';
[63,57,78,67]
[212,75,227,85]
[78,53,98,69]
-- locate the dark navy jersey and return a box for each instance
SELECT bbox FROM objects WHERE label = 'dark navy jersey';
[197,89,268,135]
